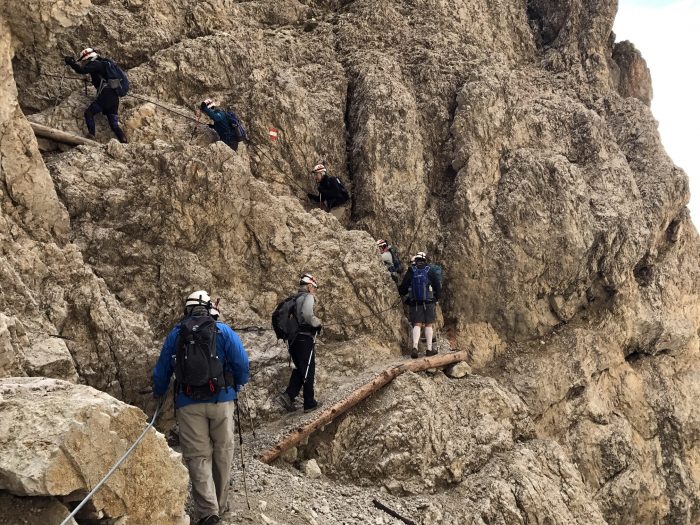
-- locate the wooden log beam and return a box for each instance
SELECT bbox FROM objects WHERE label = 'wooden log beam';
[30,122,100,147]
[259,350,469,464]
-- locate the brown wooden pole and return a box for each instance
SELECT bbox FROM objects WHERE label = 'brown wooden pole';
[30,122,100,147]
[259,350,469,464]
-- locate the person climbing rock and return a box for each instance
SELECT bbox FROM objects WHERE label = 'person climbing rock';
[276,273,323,413]
[398,252,441,358]
[152,290,249,525]
[64,48,128,143]
[199,99,247,151]
[377,239,403,283]
[306,163,349,211]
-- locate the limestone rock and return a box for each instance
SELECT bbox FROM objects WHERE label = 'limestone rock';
[0,378,189,524]
[0,493,76,525]
[0,0,698,523]
[444,361,471,379]
[314,372,604,523]
[302,459,322,479]
[612,40,653,106]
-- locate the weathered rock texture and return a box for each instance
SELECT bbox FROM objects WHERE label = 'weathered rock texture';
[0,377,188,524]
[1,0,698,523]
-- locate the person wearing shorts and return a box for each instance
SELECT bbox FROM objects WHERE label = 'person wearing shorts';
[398,252,441,358]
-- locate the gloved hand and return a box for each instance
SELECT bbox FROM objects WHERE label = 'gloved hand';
[314,325,323,336]
[200,101,208,111]
[64,56,75,66]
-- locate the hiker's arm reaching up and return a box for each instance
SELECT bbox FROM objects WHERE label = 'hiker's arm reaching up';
[201,105,226,124]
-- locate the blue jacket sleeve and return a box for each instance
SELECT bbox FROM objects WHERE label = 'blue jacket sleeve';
[152,326,180,397]
[201,106,227,124]
[218,323,250,390]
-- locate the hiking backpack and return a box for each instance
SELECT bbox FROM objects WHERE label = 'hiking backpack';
[225,111,248,142]
[174,316,225,400]
[102,59,129,97]
[334,177,350,200]
[271,293,302,343]
[410,265,433,303]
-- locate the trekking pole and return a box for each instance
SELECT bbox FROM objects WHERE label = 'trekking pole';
[303,332,318,383]
[233,399,252,510]
[60,396,165,525]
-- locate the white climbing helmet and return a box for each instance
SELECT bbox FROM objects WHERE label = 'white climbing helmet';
[312,164,327,175]
[414,251,427,262]
[203,98,216,109]
[299,273,318,288]
[376,239,388,250]
[79,48,98,62]
[185,290,212,308]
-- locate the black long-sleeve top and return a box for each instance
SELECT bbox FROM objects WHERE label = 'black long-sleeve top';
[68,58,110,90]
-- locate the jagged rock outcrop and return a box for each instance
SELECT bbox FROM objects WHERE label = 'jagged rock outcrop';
[310,372,607,524]
[611,40,653,106]
[0,377,188,524]
[1,0,698,523]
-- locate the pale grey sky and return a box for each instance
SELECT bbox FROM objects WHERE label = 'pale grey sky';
[614,0,699,226]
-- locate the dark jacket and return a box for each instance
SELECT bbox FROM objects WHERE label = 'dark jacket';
[310,174,349,209]
[68,58,119,108]
[398,263,442,304]
[68,58,113,90]
[201,106,239,146]
[152,318,250,408]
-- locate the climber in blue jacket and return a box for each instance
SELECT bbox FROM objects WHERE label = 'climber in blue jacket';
[199,99,247,151]
[152,290,249,525]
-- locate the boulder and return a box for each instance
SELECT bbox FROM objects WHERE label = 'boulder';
[302,459,322,480]
[0,378,189,524]
[444,361,471,379]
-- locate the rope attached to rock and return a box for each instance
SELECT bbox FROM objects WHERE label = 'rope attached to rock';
[59,397,165,525]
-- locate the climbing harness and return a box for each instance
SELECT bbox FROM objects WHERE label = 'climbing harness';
[59,396,165,525]
[234,399,252,510]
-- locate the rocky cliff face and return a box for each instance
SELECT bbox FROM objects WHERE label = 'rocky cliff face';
[1,0,699,524]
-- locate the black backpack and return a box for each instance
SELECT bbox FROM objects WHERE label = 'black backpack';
[334,177,349,200]
[271,293,302,343]
[174,316,225,400]
[102,58,129,97]
[225,111,248,142]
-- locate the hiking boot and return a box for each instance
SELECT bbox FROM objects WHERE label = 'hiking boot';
[426,348,438,357]
[304,400,323,413]
[197,516,220,525]
[410,348,419,359]
[275,392,295,412]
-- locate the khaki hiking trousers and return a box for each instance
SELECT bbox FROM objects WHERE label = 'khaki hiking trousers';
[177,401,235,520]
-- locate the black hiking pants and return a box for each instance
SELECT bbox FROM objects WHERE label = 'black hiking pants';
[285,334,316,409]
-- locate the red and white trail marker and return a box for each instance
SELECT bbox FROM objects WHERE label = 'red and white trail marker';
[268,127,279,141]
